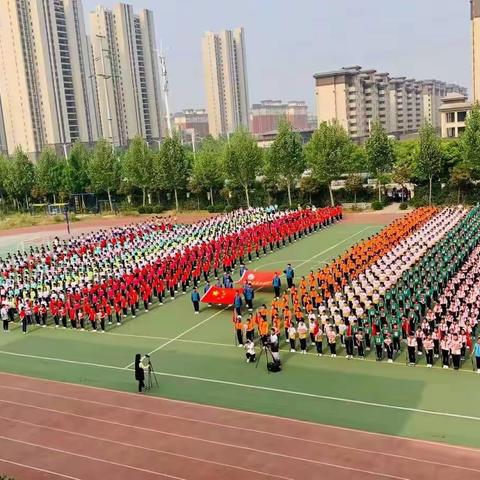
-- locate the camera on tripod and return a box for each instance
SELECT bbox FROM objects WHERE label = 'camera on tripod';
[141,354,158,389]
[256,332,282,373]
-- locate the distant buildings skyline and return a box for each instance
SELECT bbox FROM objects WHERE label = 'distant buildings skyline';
[250,100,308,135]
[314,66,466,140]
[90,3,162,148]
[202,27,250,137]
[0,0,100,157]
[0,1,473,157]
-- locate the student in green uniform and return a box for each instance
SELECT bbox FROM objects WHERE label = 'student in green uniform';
[374,331,384,361]
[363,322,372,351]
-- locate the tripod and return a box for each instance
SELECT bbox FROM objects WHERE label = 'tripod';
[255,342,280,373]
[144,356,159,390]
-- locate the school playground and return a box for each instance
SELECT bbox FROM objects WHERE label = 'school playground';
[0,212,479,480]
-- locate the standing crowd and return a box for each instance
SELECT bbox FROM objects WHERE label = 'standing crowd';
[1,205,341,334]
[234,206,480,373]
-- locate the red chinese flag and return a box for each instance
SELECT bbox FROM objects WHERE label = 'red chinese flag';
[201,286,237,305]
[237,271,277,286]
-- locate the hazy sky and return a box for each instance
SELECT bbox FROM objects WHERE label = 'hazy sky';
[83,0,471,113]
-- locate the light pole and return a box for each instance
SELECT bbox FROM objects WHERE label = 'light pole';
[96,34,115,151]
[157,48,172,137]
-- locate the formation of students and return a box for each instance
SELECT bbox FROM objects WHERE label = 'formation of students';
[234,206,480,372]
[1,205,341,334]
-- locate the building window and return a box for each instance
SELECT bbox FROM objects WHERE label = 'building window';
[458,126,465,135]
[446,112,455,123]
[457,111,467,122]
[446,127,456,138]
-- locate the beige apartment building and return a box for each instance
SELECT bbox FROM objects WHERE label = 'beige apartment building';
[314,66,466,140]
[90,4,162,148]
[202,28,250,138]
[0,0,100,158]
[439,92,472,138]
[472,0,480,102]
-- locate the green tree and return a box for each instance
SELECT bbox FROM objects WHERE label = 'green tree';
[64,141,91,194]
[223,129,263,207]
[35,148,65,203]
[416,123,443,205]
[344,173,364,206]
[305,121,353,206]
[191,136,224,205]
[122,136,154,206]
[450,162,472,204]
[158,132,189,211]
[265,119,305,206]
[0,154,9,203]
[459,102,480,176]
[365,121,395,202]
[392,159,413,202]
[88,138,120,211]
[4,148,35,209]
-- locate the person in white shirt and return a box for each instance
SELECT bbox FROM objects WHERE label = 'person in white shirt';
[244,339,256,363]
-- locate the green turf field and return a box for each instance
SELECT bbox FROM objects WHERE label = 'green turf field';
[1,220,480,449]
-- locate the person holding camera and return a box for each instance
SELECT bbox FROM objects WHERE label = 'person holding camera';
[269,328,280,364]
[134,353,146,393]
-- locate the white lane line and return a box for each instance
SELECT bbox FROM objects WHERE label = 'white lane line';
[0,436,186,480]
[129,225,375,367]
[0,413,405,480]
[0,414,293,480]
[2,371,480,454]
[0,353,478,421]
[0,458,81,480]
[0,397,478,474]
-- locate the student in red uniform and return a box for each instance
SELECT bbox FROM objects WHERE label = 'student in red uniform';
[19,307,27,334]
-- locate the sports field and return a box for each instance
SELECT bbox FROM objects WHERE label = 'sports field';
[1,214,480,455]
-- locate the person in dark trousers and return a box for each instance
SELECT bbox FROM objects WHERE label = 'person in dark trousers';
[272,273,281,299]
[284,264,294,290]
[134,354,145,393]
[233,291,243,315]
[191,287,200,314]
[407,332,417,366]
[243,283,254,311]
[1,304,9,333]
[19,307,27,334]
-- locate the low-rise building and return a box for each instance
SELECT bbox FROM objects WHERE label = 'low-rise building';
[439,93,472,138]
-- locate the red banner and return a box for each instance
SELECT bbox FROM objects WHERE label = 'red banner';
[201,286,238,305]
[237,270,277,286]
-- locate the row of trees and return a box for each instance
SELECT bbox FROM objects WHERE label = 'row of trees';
[2,105,480,212]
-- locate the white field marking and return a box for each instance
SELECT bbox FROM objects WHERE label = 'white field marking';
[2,371,480,454]
[0,412,405,480]
[0,397,478,474]
[0,458,81,480]
[0,436,186,480]
[129,225,376,368]
[0,350,128,370]
[106,331,478,375]
[0,351,479,422]
[0,415,293,480]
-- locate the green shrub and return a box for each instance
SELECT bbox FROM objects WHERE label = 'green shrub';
[144,206,153,214]
[409,196,427,208]
[399,202,408,210]
[137,206,146,214]
[207,204,224,213]
[151,205,164,214]
[224,205,234,213]
[371,201,383,211]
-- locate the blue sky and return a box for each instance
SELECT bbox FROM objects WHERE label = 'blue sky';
[83,0,471,113]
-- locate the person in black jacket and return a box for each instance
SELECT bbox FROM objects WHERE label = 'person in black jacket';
[134,353,145,393]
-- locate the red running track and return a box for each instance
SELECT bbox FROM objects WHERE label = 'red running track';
[0,373,479,480]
